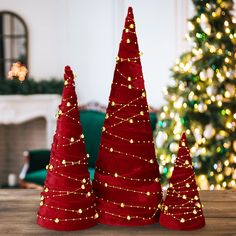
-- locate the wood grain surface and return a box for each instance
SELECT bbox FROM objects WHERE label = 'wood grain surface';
[0,190,235,235]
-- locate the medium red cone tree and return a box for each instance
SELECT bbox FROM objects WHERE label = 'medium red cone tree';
[160,133,205,230]
[93,7,162,226]
[37,66,98,231]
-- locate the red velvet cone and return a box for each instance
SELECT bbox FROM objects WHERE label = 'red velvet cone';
[37,66,98,231]
[159,133,205,230]
[93,7,162,226]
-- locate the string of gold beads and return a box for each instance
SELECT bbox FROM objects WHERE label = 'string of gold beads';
[42,190,89,200]
[62,95,73,101]
[56,133,84,147]
[56,105,80,124]
[163,199,202,210]
[115,56,140,63]
[169,179,195,190]
[42,202,95,214]
[174,158,193,169]
[95,167,159,183]
[43,184,88,195]
[164,213,203,223]
[173,164,193,169]
[163,208,201,216]
[110,100,148,109]
[169,173,195,187]
[109,113,140,128]
[103,129,152,144]
[96,209,156,221]
[175,157,191,165]
[97,196,158,210]
[59,112,80,124]
[42,187,92,199]
[124,28,136,34]
[64,75,75,86]
[174,152,191,162]
[43,184,87,194]
[53,170,90,183]
[109,111,148,128]
[116,68,142,81]
[100,144,154,164]
[113,114,149,123]
[37,213,98,224]
[64,81,75,87]
[167,191,199,204]
[163,203,198,210]
[50,154,89,164]
[49,160,87,169]
[94,179,160,196]
[113,81,144,90]
[172,187,199,198]
[107,96,143,118]
[56,105,76,118]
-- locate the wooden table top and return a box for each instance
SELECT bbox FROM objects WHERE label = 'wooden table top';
[0,189,235,235]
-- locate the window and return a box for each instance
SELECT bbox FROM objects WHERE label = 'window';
[0,11,28,79]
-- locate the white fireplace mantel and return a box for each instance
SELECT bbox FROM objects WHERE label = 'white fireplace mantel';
[0,94,61,148]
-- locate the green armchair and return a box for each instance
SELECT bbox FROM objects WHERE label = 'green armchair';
[19,103,157,188]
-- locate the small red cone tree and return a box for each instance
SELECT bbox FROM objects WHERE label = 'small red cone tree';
[37,66,98,231]
[93,7,162,226]
[160,133,205,230]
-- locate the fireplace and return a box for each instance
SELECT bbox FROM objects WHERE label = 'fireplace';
[0,95,61,186]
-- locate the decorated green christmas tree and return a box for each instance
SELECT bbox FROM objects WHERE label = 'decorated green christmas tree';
[155,0,236,190]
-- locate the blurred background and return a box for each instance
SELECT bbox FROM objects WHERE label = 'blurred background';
[0,0,235,190]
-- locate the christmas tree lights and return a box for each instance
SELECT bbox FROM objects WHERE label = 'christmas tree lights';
[155,0,236,190]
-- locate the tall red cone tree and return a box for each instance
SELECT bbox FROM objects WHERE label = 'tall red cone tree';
[160,133,205,230]
[93,7,162,226]
[37,66,98,231]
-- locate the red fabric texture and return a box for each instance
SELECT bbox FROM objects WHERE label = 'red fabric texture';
[159,133,205,230]
[93,7,162,226]
[37,66,97,231]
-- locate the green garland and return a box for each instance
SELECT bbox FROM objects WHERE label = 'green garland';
[0,78,64,95]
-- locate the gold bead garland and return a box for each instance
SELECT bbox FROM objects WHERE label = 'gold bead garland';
[110,100,148,109]
[102,129,153,144]
[62,95,73,101]
[169,178,195,190]
[174,158,193,169]
[108,113,141,128]
[56,133,84,147]
[100,144,155,164]
[64,77,75,87]
[37,213,98,224]
[96,167,159,183]
[116,68,142,81]
[163,208,201,216]
[94,179,160,196]
[96,207,159,222]
[115,55,141,63]
[109,113,149,129]
[107,96,144,118]
[98,196,158,210]
[113,115,149,123]
[41,202,95,214]
[169,173,195,187]
[48,156,88,169]
[113,81,144,91]
[56,105,80,124]
[41,184,92,199]
[164,213,203,223]
[52,170,90,183]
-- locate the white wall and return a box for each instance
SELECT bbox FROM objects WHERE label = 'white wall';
[0,0,191,108]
